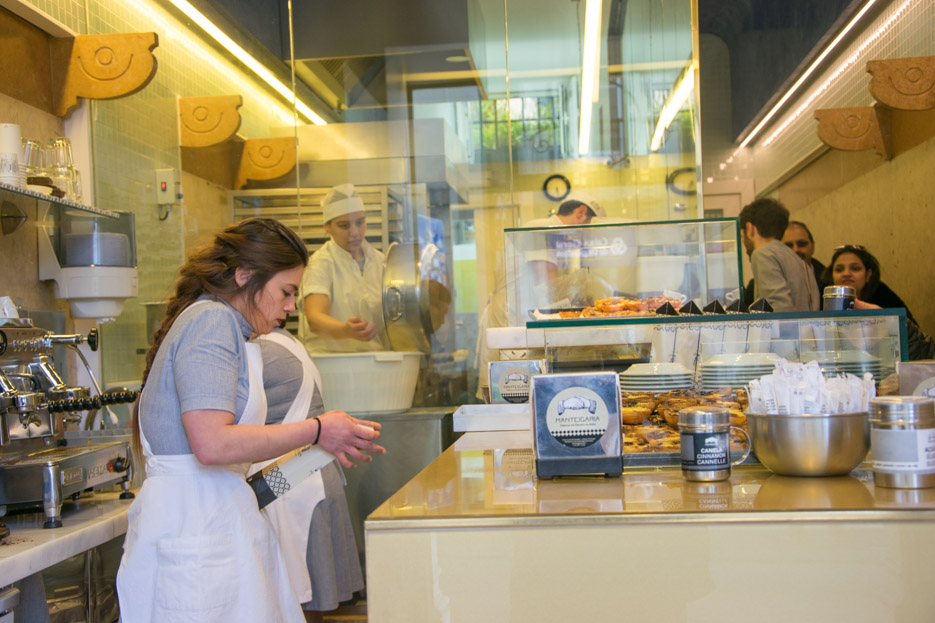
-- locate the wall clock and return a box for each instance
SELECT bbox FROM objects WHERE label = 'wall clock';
[542,174,571,202]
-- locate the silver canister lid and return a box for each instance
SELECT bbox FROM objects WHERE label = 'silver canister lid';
[823,285,856,299]
[678,405,729,429]
[870,396,935,428]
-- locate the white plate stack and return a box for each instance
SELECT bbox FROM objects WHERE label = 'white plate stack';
[801,350,890,382]
[700,352,781,391]
[620,362,694,393]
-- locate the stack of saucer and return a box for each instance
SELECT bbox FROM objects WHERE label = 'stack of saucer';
[699,352,780,391]
[620,362,694,393]
[801,350,890,382]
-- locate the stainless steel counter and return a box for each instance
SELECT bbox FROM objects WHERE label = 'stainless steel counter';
[342,406,456,564]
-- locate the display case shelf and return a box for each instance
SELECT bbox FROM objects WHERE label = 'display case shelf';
[532,309,909,385]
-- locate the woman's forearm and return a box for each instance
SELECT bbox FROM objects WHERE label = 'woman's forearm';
[183,410,319,465]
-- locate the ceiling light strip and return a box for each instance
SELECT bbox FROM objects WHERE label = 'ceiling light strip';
[650,64,695,152]
[578,0,602,154]
[737,0,879,149]
[759,0,914,148]
[166,0,326,125]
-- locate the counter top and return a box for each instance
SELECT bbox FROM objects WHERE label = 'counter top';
[367,432,935,530]
[0,491,133,586]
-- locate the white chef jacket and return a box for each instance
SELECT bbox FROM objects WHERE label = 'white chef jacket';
[301,239,388,353]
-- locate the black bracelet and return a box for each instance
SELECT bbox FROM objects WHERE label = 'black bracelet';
[312,416,322,445]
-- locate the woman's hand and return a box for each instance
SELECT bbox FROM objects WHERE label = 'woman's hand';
[854,299,881,310]
[344,317,379,342]
[316,410,385,468]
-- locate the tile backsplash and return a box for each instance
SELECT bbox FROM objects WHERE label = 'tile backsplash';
[8,0,296,385]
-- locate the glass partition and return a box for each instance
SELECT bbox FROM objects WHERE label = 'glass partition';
[503,217,741,326]
[534,309,908,385]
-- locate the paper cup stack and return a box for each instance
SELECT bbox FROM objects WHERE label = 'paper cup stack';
[0,123,22,188]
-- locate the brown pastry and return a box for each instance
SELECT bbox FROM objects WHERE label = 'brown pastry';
[621,406,653,426]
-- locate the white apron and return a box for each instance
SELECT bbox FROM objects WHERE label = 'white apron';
[117,302,304,623]
[253,330,328,605]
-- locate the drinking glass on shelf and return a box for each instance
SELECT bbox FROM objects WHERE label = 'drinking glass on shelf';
[46,137,74,168]
[22,139,43,178]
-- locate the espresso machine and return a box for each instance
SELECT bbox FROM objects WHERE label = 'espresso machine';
[0,317,137,528]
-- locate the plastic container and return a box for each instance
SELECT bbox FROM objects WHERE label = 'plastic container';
[870,396,935,489]
[311,351,422,415]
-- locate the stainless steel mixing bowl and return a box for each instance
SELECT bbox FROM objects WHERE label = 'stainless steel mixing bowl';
[747,411,870,477]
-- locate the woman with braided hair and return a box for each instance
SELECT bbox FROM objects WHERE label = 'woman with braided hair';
[117,218,383,622]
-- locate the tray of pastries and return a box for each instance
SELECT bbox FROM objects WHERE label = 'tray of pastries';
[556,295,685,319]
[620,388,750,457]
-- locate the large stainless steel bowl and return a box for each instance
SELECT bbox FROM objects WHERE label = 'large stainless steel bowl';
[747,411,870,477]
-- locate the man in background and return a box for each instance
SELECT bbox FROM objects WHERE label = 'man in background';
[740,198,819,312]
[783,220,828,291]
[524,194,606,228]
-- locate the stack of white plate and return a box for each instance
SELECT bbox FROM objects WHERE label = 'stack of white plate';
[801,350,890,381]
[620,362,694,393]
[699,352,781,391]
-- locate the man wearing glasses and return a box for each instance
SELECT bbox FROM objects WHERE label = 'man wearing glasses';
[739,198,819,312]
[782,221,829,290]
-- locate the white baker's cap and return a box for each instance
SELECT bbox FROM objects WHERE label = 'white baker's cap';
[561,192,606,218]
[322,183,365,223]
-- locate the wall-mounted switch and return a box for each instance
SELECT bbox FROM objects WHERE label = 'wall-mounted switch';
[155,168,180,205]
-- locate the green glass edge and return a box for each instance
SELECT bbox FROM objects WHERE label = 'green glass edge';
[504,216,739,233]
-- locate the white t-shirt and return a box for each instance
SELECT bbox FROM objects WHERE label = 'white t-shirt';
[301,239,388,353]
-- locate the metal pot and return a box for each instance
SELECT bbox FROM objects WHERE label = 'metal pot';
[382,242,450,353]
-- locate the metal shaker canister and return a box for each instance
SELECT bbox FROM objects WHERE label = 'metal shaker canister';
[870,396,935,489]
[822,285,856,310]
[678,406,751,482]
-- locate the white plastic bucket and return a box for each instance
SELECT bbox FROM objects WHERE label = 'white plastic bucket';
[310,351,422,415]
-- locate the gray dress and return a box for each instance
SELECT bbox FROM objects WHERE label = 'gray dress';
[260,333,364,611]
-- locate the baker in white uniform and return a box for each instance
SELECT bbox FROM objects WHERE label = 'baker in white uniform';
[302,184,389,353]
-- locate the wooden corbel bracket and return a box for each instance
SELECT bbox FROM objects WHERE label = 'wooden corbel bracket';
[51,33,159,118]
[867,56,935,111]
[234,138,296,189]
[179,95,243,148]
[815,105,892,160]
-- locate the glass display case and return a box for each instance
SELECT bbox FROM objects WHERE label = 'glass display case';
[503,218,742,326]
[533,309,908,383]
[527,309,908,462]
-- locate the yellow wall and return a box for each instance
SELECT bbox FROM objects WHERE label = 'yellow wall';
[786,134,935,336]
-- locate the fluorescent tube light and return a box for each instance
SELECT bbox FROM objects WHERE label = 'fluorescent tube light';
[578,0,602,154]
[737,0,877,148]
[166,0,326,125]
[650,64,694,152]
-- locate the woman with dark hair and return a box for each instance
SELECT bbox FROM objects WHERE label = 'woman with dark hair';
[825,244,934,360]
[117,218,384,622]
[824,245,916,323]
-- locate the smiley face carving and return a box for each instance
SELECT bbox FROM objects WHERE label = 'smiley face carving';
[179,96,244,147]
[54,33,159,117]
[868,56,935,110]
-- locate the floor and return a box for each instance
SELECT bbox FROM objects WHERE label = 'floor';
[322,599,367,622]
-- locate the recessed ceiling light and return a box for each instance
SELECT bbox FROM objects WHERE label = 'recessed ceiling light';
[445,55,469,63]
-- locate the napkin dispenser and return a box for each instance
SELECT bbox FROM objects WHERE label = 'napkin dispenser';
[37,204,138,320]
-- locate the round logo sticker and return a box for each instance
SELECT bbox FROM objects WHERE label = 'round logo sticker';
[498,366,532,403]
[546,387,609,449]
